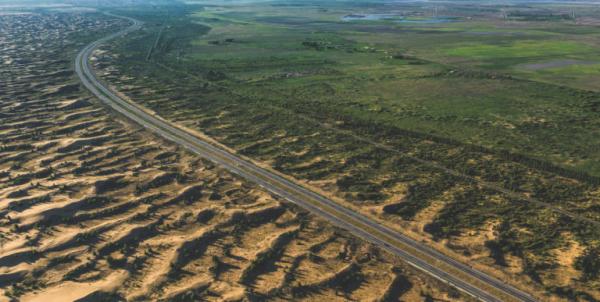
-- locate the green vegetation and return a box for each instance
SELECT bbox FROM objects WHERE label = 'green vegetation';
[99,1,600,300]
[445,40,590,59]
[576,246,600,281]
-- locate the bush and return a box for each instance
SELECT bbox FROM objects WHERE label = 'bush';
[575,246,600,281]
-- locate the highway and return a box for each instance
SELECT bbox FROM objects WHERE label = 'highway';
[75,15,538,302]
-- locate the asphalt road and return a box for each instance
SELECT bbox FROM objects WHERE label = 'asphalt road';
[75,15,538,302]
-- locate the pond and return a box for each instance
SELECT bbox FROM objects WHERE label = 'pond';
[342,14,459,23]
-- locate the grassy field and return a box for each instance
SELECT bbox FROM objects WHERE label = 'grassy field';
[99,1,600,300]
[108,2,600,175]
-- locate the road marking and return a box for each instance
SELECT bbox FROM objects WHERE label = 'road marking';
[76,14,537,302]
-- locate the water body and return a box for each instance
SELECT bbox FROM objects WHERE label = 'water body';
[342,14,458,23]
[342,14,399,21]
[399,18,457,23]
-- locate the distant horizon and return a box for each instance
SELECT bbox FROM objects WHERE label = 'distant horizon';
[2,0,600,4]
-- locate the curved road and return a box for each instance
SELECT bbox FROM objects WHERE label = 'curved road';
[75,15,537,302]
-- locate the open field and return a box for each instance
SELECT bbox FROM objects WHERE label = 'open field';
[96,1,600,301]
[105,1,600,176]
[0,9,467,302]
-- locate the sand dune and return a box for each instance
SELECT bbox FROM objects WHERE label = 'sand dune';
[0,11,467,302]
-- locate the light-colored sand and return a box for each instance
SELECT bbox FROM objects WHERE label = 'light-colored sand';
[21,270,129,302]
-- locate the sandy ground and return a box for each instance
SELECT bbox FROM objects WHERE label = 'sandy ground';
[0,12,468,302]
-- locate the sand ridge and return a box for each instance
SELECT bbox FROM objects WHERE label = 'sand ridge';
[0,11,469,302]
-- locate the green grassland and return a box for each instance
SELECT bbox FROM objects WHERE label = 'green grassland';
[119,5,600,176]
[444,40,591,59]
[102,1,600,300]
